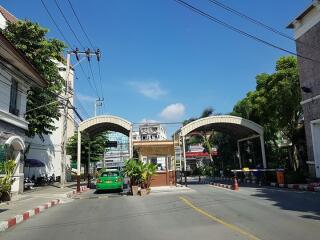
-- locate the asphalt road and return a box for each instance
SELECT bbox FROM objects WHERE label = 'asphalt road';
[1,185,320,240]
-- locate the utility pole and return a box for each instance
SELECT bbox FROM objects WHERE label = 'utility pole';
[60,48,101,190]
[61,52,70,188]
[94,97,104,116]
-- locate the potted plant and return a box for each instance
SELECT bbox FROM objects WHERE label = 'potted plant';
[140,162,157,196]
[0,160,16,202]
[123,159,142,195]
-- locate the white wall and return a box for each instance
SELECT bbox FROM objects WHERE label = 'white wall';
[0,13,7,30]
[26,62,75,179]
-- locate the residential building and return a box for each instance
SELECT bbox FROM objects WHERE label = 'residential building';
[288,0,320,178]
[0,6,75,182]
[132,123,167,141]
[0,31,47,194]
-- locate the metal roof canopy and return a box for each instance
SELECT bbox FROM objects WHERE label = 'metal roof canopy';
[174,115,266,171]
[76,115,133,192]
[79,115,132,137]
[178,115,263,138]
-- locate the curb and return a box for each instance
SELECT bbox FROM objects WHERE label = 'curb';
[67,185,89,197]
[0,185,89,232]
[0,199,60,232]
[210,182,233,190]
[270,183,320,192]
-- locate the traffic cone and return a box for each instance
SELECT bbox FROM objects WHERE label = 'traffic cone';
[232,176,239,191]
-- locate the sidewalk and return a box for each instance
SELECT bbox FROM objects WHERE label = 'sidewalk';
[0,182,88,231]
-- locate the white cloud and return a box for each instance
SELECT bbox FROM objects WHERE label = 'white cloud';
[128,81,167,99]
[77,94,96,102]
[159,103,185,121]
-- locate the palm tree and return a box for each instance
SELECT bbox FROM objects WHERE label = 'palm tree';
[185,107,215,162]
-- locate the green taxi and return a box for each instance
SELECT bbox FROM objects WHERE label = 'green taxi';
[96,170,124,192]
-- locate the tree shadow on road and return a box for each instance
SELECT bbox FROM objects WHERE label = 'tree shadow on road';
[249,186,320,220]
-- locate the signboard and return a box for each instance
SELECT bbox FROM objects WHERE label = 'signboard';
[106,141,117,148]
[0,144,7,162]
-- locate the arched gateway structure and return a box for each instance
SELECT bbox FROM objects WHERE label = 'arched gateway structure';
[174,115,266,171]
[77,115,133,191]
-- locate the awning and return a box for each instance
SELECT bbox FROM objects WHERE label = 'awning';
[24,159,45,167]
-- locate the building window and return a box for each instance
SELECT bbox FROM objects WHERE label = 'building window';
[9,79,18,116]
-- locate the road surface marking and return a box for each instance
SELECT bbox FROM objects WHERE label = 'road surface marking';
[179,196,261,240]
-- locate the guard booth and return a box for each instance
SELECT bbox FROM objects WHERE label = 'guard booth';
[133,140,176,186]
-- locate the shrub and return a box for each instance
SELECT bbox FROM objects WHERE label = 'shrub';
[0,160,16,201]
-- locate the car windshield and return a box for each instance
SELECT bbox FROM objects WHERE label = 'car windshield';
[101,172,119,177]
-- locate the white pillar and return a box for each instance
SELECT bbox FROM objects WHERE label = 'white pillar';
[237,140,242,169]
[129,130,133,158]
[182,135,186,171]
[179,144,182,171]
[77,129,81,176]
[260,134,267,168]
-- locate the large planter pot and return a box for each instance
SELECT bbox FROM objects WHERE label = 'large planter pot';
[0,191,11,202]
[131,185,139,196]
[146,188,151,195]
[140,188,148,197]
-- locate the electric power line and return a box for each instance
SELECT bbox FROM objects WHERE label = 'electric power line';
[53,0,85,49]
[208,0,295,41]
[88,60,102,98]
[40,0,72,47]
[73,94,90,118]
[174,0,320,64]
[66,0,95,49]
[132,122,183,125]
[40,0,100,100]
[97,61,106,113]
[0,56,67,101]
[207,0,320,53]
[65,0,105,113]
[78,60,100,98]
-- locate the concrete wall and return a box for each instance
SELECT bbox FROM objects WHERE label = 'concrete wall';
[296,20,320,176]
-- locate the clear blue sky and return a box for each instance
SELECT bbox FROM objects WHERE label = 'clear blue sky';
[2,0,310,135]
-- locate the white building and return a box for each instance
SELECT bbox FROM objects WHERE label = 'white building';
[0,30,47,194]
[25,60,75,180]
[97,132,129,169]
[133,123,167,141]
[0,6,75,183]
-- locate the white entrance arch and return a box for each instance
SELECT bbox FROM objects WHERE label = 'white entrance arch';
[76,115,133,191]
[5,136,25,194]
[175,115,266,170]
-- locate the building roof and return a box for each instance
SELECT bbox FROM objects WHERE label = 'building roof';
[287,0,320,28]
[0,32,47,87]
[0,5,17,23]
[133,140,173,147]
[133,140,174,156]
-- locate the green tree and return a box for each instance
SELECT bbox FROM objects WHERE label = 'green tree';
[184,107,216,162]
[66,132,109,176]
[2,20,66,140]
[232,56,305,170]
